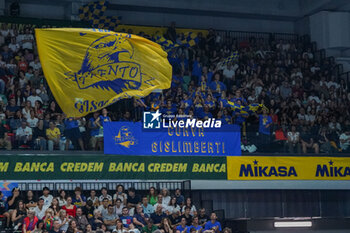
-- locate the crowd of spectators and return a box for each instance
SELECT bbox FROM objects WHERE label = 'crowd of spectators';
[0,186,227,233]
[0,22,350,154]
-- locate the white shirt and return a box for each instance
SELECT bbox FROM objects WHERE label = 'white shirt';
[19,78,28,89]
[223,67,235,79]
[99,194,112,202]
[58,217,69,231]
[287,132,299,143]
[22,108,31,119]
[162,196,171,207]
[27,95,42,107]
[29,61,41,70]
[8,43,20,52]
[154,203,168,213]
[58,198,67,207]
[115,204,124,216]
[27,117,38,128]
[98,205,109,217]
[339,133,350,150]
[87,196,99,204]
[113,193,127,203]
[19,34,34,50]
[40,194,53,208]
[166,205,181,214]
[34,205,48,220]
[308,96,321,104]
[181,205,197,216]
[16,126,32,137]
[127,229,140,233]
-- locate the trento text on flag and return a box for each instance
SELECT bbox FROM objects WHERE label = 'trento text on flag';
[35,28,172,117]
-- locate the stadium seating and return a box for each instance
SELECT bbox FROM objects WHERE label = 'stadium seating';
[0,22,349,155]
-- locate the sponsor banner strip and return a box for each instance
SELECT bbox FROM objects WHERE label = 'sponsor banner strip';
[227,156,350,180]
[1,155,349,180]
[0,155,227,180]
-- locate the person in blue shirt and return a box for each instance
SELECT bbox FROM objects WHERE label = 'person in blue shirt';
[120,207,133,228]
[218,91,228,109]
[204,94,216,110]
[201,66,213,84]
[200,105,213,120]
[191,57,202,83]
[133,204,149,229]
[209,73,226,99]
[199,76,208,92]
[95,108,111,128]
[141,196,154,215]
[172,74,183,89]
[204,212,222,233]
[258,108,272,135]
[150,205,167,226]
[88,112,100,150]
[176,217,189,233]
[72,187,86,208]
[257,108,273,151]
[64,116,84,150]
[161,100,177,116]
[193,95,204,118]
[190,216,203,233]
[232,90,248,105]
[181,93,193,113]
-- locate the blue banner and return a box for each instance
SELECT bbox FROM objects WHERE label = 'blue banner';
[104,122,241,156]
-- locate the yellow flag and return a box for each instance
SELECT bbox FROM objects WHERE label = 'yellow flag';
[35,28,172,117]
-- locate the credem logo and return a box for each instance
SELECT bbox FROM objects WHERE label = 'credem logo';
[315,160,350,177]
[239,160,297,177]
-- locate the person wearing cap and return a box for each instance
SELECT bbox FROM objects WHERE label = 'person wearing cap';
[72,187,86,208]
[40,187,53,209]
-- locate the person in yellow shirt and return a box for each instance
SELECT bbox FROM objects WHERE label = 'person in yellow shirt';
[46,122,64,151]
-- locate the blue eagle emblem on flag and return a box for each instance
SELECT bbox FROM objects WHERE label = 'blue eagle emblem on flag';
[65,33,142,94]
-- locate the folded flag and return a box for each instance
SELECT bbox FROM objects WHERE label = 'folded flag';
[91,16,122,31]
[222,50,239,66]
[228,101,264,115]
[36,28,172,117]
[78,0,108,21]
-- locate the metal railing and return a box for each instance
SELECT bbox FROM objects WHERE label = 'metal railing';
[16,180,191,199]
[216,30,299,44]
